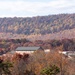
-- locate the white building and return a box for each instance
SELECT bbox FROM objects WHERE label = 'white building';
[15,46,43,54]
[44,49,50,53]
[59,51,75,58]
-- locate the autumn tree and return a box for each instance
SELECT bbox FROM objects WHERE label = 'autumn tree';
[11,53,29,75]
[27,51,47,75]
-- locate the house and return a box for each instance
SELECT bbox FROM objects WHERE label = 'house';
[66,51,75,58]
[15,46,43,54]
[59,51,75,59]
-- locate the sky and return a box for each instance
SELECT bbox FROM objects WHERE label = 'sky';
[0,0,75,17]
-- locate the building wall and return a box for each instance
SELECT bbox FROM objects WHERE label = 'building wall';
[16,51,34,54]
[44,49,50,52]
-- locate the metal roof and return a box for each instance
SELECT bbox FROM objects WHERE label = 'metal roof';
[16,47,42,51]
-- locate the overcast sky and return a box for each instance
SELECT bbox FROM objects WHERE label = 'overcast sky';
[0,0,75,17]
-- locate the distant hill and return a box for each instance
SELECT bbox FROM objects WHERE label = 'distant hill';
[0,14,75,40]
[0,14,75,34]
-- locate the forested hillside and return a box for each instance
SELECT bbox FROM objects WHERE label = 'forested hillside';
[0,14,75,35]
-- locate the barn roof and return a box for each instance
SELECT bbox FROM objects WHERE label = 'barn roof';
[16,46,42,51]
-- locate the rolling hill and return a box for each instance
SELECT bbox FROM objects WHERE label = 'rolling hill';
[0,14,75,40]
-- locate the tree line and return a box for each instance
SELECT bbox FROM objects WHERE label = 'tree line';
[0,50,75,75]
[0,38,75,55]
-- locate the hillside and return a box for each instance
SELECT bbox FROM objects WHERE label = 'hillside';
[0,14,75,40]
[0,14,75,34]
[0,28,75,40]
